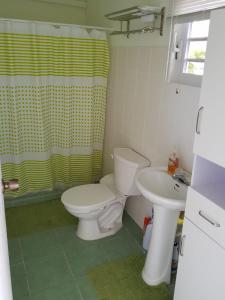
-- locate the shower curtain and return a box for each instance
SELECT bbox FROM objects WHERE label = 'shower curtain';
[0,20,110,196]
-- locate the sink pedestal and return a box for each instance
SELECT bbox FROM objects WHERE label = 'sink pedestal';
[142,205,179,285]
[135,167,187,286]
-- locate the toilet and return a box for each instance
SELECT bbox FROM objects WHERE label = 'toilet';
[61,148,149,240]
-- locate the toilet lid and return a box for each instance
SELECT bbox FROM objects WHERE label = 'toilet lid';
[61,184,116,212]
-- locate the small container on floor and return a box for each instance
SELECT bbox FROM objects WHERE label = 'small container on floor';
[143,212,154,251]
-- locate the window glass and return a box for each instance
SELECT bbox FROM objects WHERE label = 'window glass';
[169,16,210,87]
[186,41,207,60]
[189,20,210,38]
[183,19,209,76]
[184,61,204,76]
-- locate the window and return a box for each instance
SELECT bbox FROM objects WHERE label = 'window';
[183,19,210,76]
[169,16,210,87]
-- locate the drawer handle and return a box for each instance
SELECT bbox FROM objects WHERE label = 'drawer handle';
[196,106,204,134]
[179,235,186,257]
[199,210,220,227]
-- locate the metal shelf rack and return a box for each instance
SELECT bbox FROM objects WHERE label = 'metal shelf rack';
[105,6,165,38]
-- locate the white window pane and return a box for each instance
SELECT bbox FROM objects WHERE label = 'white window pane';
[183,61,204,75]
[187,41,207,59]
[189,20,210,38]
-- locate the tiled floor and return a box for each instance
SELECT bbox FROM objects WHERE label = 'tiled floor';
[6,199,172,300]
[88,255,172,300]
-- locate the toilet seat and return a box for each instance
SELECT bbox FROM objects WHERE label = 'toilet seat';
[61,183,116,214]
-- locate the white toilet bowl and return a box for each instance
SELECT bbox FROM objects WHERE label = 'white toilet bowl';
[61,148,150,241]
[62,174,127,240]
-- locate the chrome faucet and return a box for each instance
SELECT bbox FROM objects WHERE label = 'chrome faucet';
[172,170,190,186]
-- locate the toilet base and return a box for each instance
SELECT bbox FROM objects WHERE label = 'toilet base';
[76,218,122,240]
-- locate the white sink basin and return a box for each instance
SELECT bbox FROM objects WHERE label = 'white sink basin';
[135,167,187,210]
[135,167,188,286]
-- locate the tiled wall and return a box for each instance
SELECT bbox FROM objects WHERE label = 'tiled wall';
[85,0,201,227]
[103,46,201,227]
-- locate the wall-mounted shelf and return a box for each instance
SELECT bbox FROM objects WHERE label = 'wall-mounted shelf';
[105,6,165,38]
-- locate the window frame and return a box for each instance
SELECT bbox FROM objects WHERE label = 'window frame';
[168,13,210,87]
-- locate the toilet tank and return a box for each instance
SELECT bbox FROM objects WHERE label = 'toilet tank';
[113,148,149,196]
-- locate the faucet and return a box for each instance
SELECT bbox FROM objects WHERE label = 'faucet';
[172,170,190,186]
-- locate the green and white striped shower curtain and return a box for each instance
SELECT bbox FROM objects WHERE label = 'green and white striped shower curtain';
[0,20,110,196]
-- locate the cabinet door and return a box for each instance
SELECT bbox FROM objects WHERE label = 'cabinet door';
[193,8,225,168]
[174,219,225,300]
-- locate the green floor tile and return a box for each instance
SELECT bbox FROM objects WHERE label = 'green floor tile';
[14,295,30,300]
[6,215,19,239]
[54,225,76,243]
[20,229,63,261]
[55,226,87,251]
[11,263,29,300]
[88,255,172,300]
[6,199,75,239]
[8,238,23,266]
[76,276,99,300]
[101,235,143,260]
[66,242,109,278]
[123,212,144,244]
[30,284,82,300]
[25,253,74,293]
[6,199,175,300]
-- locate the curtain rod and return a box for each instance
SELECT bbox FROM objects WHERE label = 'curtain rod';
[0,18,113,32]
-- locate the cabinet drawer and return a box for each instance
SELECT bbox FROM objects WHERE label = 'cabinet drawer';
[185,187,225,249]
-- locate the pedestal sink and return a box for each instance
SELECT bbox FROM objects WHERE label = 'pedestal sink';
[135,167,188,286]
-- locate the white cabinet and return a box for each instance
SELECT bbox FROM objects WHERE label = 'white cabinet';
[193,8,225,168]
[185,185,225,249]
[174,218,225,300]
[175,7,225,300]
[174,158,225,300]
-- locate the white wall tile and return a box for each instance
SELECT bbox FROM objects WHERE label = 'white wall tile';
[103,46,201,226]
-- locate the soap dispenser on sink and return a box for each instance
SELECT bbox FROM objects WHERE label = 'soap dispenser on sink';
[167,147,179,176]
